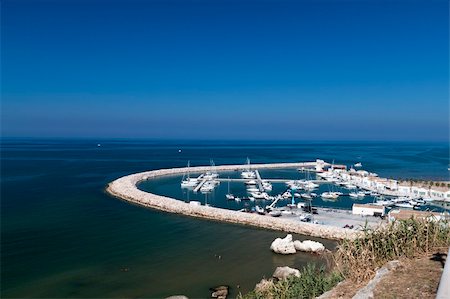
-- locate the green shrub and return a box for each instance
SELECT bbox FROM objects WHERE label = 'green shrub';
[238,263,343,299]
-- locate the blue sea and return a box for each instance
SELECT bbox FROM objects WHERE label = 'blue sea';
[1,139,449,298]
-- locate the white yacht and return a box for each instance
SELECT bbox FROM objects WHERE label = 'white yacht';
[349,192,359,198]
[241,158,256,179]
[204,159,219,180]
[251,191,269,200]
[354,162,362,168]
[321,192,340,199]
[225,178,235,200]
[181,161,199,188]
[262,181,272,191]
[247,187,259,192]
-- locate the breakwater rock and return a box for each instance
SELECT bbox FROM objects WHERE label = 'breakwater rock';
[270,234,326,254]
[106,163,357,240]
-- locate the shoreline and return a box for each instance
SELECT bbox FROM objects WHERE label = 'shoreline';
[106,162,357,240]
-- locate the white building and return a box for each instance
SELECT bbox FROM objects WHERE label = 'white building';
[352,204,385,217]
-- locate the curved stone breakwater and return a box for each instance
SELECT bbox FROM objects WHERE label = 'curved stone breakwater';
[106,162,357,240]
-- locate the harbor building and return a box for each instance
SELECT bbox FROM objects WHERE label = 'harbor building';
[352,204,385,217]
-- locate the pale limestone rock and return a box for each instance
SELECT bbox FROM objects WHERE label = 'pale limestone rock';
[270,234,296,254]
[293,240,325,253]
[272,266,301,280]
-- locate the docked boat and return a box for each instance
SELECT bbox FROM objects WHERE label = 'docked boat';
[282,191,292,199]
[262,181,272,191]
[200,182,215,193]
[321,192,340,199]
[251,191,269,200]
[343,183,357,189]
[225,194,235,200]
[374,199,394,206]
[247,187,259,192]
[301,193,312,199]
[349,192,359,198]
[203,160,219,180]
[225,178,235,200]
[181,161,199,188]
[241,158,256,179]
[395,202,415,209]
[245,179,257,185]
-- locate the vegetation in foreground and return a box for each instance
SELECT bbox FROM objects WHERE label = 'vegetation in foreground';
[239,217,450,299]
[238,263,342,299]
[335,217,450,282]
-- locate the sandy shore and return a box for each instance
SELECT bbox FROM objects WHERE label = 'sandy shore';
[106,162,357,240]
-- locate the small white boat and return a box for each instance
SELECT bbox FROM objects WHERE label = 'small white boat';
[304,181,319,189]
[226,194,235,200]
[282,191,292,199]
[354,162,362,167]
[200,181,215,192]
[245,180,257,185]
[321,192,339,199]
[395,202,415,209]
[181,161,199,187]
[262,181,272,191]
[225,178,234,200]
[373,200,393,206]
[349,192,359,198]
[241,158,256,179]
[241,171,256,179]
[344,184,357,189]
[234,197,241,202]
[357,191,366,197]
[251,192,270,200]
[247,187,259,192]
[181,178,198,188]
[301,193,312,199]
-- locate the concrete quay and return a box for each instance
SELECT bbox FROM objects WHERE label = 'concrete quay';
[106,162,357,240]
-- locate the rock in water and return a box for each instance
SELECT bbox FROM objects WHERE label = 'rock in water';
[270,234,296,254]
[273,266,301,280]
[210,285,229,299]
[293,240,325,253]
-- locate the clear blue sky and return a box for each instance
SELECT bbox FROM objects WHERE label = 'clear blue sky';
[1,0,449,141]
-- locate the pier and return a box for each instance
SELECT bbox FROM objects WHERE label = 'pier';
[254,170,264,191]
[193,178,207,192]
[216,178,324,183]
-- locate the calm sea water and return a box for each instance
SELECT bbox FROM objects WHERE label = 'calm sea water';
[1,139,449,298]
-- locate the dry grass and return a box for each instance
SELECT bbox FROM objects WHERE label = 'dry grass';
[372,250,447,299]
[334,218,450,282]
